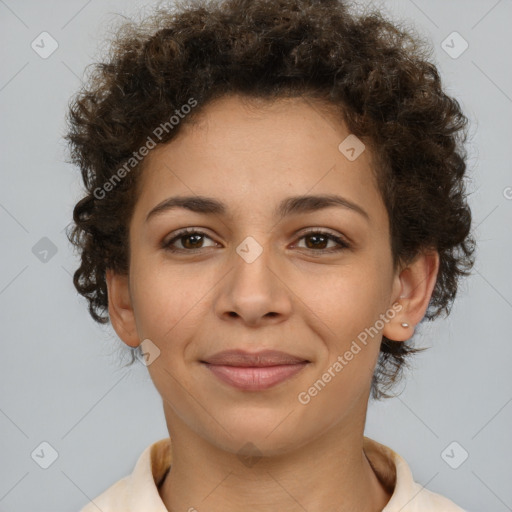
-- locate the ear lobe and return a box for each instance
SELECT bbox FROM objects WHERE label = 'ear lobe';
[383,249,440,342]
[105,268,140,348]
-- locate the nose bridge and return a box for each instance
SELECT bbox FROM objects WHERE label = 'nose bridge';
[215,230,293,324]
[234,233,274,292]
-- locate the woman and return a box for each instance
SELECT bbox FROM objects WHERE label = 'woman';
[66,0,475,510]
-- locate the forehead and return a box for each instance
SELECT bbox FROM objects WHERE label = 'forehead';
[133,94,385,226]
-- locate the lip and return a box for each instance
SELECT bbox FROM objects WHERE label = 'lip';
[203,362,309,391]
[202,349,309,366]
[201,349,310,391]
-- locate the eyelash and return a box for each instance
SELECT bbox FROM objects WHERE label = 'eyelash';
[162,228,351,254]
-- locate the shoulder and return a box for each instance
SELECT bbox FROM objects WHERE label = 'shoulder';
[78,476,130,511]
[363,436,467,512]
[403,480,467,511]
[77,438,172,512]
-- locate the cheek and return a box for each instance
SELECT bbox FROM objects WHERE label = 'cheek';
[130,263,209,344]
[311,262,390,371]
[309,261,389,327]
[299,279,387,417]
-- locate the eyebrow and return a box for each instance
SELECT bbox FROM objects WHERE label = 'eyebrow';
[145,193,370,223]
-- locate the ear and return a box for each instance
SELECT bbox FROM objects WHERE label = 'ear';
[105,268,140,348]
[383,249,440,342]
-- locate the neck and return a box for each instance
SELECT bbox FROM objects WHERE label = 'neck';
[158,407,392,512]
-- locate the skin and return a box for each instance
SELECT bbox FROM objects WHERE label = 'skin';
[106,94,439,512]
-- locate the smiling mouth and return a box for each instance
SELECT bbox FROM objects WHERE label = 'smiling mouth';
[201,362,309,391]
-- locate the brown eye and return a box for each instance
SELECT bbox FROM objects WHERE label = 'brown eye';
[163,229,217,252]
[303,233,330,249]
[295,230,350,253]
[180,233,205,249]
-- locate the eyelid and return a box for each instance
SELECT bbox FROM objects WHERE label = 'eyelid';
[294,226,348,241]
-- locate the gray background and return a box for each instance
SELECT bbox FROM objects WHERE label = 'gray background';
[0,0,511,510]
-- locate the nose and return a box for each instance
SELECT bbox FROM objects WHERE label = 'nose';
[214,238,293,327]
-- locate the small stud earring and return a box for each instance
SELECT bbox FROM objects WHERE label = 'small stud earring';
[401,322,409,328]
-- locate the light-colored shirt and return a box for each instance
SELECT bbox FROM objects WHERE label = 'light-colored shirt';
[79,436,466,511]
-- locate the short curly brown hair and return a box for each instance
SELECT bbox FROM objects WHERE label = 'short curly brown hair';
[65,0,476,400]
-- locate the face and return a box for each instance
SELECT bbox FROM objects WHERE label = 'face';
[109,94,409,457]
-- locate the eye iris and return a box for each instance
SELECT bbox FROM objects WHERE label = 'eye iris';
[182,234,203,249]
[306,234,328,249]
